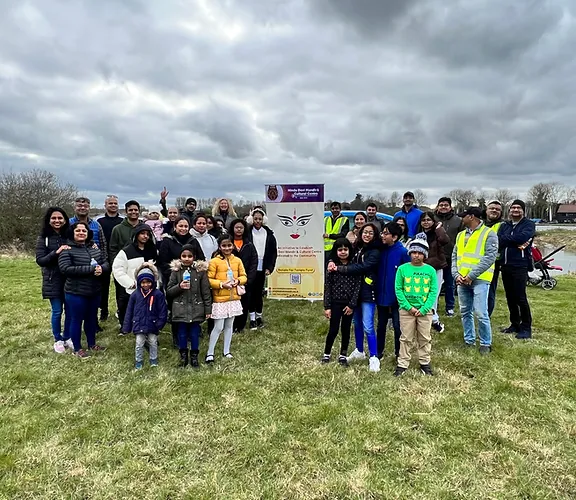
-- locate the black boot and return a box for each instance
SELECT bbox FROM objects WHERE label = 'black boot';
[190,350,199,368]
[179,349,189,367]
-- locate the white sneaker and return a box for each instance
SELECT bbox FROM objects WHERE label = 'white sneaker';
[347,349,366,362]
[53,340,65,354]
[369,356,381,373]
[64,339,74,350]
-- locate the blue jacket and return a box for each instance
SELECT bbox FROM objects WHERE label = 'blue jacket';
[123,264,168,334]
[394,206,423,238]
[376,241,410,307]
[69,217,106,250]
[337,244,380,303]
[498,218,536,268]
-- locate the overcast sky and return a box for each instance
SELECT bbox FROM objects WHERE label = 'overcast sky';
[1,0,575,208]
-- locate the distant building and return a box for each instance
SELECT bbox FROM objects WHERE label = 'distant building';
[555,204,576,223]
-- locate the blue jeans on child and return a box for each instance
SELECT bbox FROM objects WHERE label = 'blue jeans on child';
[457,281,492,347]
[353,302,378,357]
[49,297,71,342]
[65,293,100,351]
[176,322,202,351]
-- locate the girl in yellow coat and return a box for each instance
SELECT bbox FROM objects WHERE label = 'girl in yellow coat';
[206,234,248,362]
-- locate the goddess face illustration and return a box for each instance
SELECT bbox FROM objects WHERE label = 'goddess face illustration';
[277,209,313,239]
[267,185,279,201]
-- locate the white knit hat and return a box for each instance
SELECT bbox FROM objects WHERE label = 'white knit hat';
[407,233,429,258]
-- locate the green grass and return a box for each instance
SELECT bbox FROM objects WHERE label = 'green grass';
[1,257,576,499]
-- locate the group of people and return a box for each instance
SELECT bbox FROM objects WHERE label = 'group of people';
[322,192,536,375]
[35,192,277,369]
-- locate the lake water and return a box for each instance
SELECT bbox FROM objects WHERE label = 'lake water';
[537,225,576,231]
[538,246,576,274]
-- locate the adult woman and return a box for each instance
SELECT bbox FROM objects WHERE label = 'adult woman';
[328,223,382,372]
[346,212,367,246]
[206,215,223,238]
[247,209,277,329]
[158,216,205,287]
[212,198,237,230]
[393,216,411,246]
[417,211,450,333]
[58,221,109,358]
[36,207,72,353]
[229,218,258,332]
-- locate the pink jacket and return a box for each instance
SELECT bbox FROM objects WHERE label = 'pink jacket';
[145,219,164,241]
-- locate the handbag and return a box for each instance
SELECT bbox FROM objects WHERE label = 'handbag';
[226,258,245,296]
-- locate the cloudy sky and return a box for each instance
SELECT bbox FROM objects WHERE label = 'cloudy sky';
[1,0,575,208]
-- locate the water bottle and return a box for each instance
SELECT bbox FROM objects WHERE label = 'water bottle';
[227,269,234,282]
[90,258,98,267]
[183,269,190,283]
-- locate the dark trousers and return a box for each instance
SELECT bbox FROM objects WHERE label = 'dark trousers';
[488,260,501,317]
[65,293,100,351]
[176,322,201,351]
[442,262,456,311]
[233,290,252,332]
[324,303,352,356]
[501,265,532,332]
[376,304,401,358]
[249,271,266,314]
[100,270,112,317]
[114,279,130,330]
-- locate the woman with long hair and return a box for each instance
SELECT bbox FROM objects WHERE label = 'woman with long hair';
[36,207,72,353]
[212,198,238,231]
[346,212,367,246]
[392,216,411,247]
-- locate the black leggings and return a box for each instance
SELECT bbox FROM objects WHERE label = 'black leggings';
[324,303,352,356]
[248,271,267,313]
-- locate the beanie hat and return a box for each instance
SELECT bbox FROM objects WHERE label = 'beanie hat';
[510,199,526,212]
[137,267,154,281]
[407,233,429,258]
[185,197,197,206]
[147,205,161,214]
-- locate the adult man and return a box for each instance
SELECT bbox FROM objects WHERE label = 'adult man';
[162,206,180,235]
[452,207,498,355]
[484,200,504,317]
[109,200,141,334]
[181,198,199,223]
[69,197,106,250]
[434,197,462,317]
[96,195,124,321]
[190,214,218,260]
[498,200,535,339]
[394,191,423,238]
[365,203,384,232]
[323,201,350,261]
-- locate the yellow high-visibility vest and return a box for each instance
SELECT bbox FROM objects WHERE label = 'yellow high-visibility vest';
[489,222,502,234]
[324,216,346,251]
[456,225,494,282]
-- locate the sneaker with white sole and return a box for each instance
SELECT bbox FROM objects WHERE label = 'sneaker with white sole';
[53,340,65,354]
[347,349,366,362]
[432,321,445,333]
[368,356,381,372]
[64,339,74,350]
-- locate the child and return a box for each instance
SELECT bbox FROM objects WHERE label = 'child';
[123,263,168,369]
[206,234,247,363]
[394,234,438,376]
[323,238,361,366]
[145,206,164,244]
[166,244,212,367]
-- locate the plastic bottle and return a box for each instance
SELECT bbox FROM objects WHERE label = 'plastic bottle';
[183,269,190,283]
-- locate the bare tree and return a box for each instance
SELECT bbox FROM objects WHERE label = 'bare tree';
[175,196,187,209]
[389,191,401,209]
[0,169,78,250]
[413,189,428,206]
[492,188,516,207]
[447,189,477,212]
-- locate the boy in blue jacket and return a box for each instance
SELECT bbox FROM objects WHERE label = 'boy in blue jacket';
[376,222,411,359]
[123,263,168,369]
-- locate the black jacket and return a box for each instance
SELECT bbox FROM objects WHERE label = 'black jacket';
[158,233,205,286]
[324,271,361,310]
[247,226,278,274]
[36,233,67,299]
[58,241,109,296]
[235,240,258,287]
[498,218,536,268]
[97,214,124,256]
[337,243,380,303]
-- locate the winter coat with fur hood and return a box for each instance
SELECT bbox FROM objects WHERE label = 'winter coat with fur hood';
[158,233,205,287]
[122,263,168,334]
[166,260,212,323]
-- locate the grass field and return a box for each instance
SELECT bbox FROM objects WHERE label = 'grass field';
[1,257,576,499]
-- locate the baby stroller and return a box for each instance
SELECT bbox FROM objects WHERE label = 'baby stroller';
[528,245,565,290]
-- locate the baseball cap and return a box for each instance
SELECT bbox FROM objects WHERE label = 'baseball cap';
[457,206,483,219]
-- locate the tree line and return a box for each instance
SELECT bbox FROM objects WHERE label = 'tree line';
[1,169,574,251]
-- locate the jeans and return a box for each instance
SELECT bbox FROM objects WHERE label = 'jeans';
[442,263,455,311]
[324,303,353,356]
[487,261,501,317]
[501,265,532,333]
[457,281,492,346]
[376,304,401,357]
[176,322,202,351]
[65,293,100,351]
[353,302,378,357]
[135,333,158,362]
[49,297,71,342]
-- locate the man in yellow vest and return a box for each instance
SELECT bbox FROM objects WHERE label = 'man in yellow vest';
[451,206,498,355]
[324,201,350,263]
[485,200,504,317]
